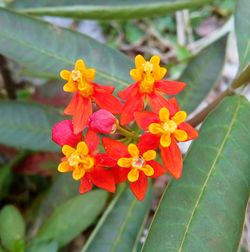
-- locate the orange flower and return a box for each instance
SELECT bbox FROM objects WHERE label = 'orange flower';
[60,59,122,134]
[118,55,186,125]
[135,98,198,179]
[58,131,116,194]
[102,138,165,201]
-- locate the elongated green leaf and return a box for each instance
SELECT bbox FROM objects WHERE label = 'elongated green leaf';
[35,190,108,248]
[177,36,227,112]
[82,184,152,252]
[27,240,58,252]
[32,174,78,230]
[7,0,213,20]
[0,7,132,87]
[0,205,26,252]
[235,0,250,71]
[143,95,250,252]
[0,101,62,151]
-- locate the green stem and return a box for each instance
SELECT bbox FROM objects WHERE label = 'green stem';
[116,124,135,138]
[188,65,250,127]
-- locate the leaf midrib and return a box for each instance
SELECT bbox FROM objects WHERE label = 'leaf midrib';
[110,198,138,252]
[177,97,241,251]
[0,13,129,87]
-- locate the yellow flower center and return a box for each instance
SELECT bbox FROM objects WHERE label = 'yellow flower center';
[58,141,95,180]
[130,55,167,94]
[148,107,188,148]
[61,59,95,97]
[131,157,146,169]
[71,70,81,81]
[117,144,156,182]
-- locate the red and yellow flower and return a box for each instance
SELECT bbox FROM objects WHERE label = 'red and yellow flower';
[52,121,116,194]
[60,59,122,134]
[135,98,198,179]
[118,55,186,125]
[102,138,165,201]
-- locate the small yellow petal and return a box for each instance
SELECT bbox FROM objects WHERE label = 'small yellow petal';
[76,141,89,155]
[128,168,139,182]
[143,150,156,161]
[159,107,170,122]
[149,123,164,135]
[60,70,71,80]
[130,69,142,81]
[62,145,75,157]
[172,111,187,125]
[117,157,132,168]
[128,144,139,157]
[72,167,85,180]
[174,129,188,142]
[135,54,146,68]
[75,59,86,72]
[58,161,73,172]
[155,67,167,80]
[150,55,160,66]
[63,82,77,92]
[83,157,95,170]
[86,68,96,82]
[160,133,171,147]
[141,164,154,177]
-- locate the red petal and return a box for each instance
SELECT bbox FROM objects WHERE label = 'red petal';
[64,93,77,115]
[130,172,148,201]
[155,80,186,95]
[93,89,122,114]
[134,111,159,130]
[118,83,138,100]
[147,92,172,113]
[147,160,166,178]
[160,139,182,179]
[85,129,99,153]
[112,166,129,184]
[120,94,144,125]
[102,138,128,159]
[91,168,116,193]
[178,123,199,141]
[52,120,82,147]
[168,97,180,115]
[95,153,117,167]
[79,174,93,194]
[70,94,92,134]
[93,83,114,93]
[138,133,160,153]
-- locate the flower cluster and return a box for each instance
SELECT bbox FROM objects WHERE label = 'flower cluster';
[52,55,198,201]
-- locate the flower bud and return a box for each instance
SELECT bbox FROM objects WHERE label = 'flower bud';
[52,120,82,147]
[88,109,117,134]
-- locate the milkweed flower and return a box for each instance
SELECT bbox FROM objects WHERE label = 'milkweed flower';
[135,98,198,179]
[52,121,116,194]
[88,109,117,134]
[52,120,82,147]
[102,138,165,201]
[118,55,186,125]
[60,59,122,134]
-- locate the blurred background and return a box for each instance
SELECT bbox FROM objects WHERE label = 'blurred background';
[0,0,250,251]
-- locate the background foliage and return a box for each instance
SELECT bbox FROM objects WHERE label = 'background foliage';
[0,0,249,251]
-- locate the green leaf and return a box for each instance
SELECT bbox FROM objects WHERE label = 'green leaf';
[0,7,132,88]
[33,174,78,229]
[7,0,213,20]
[27,240,58,252]
[34,190,108,248]
[0,205,26,252]
[82,184,152,252]
[235,0,250,71]
[0,101,62,151]
[177,35,228,112]
[0,151,28,199]
[143,95,250,252]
